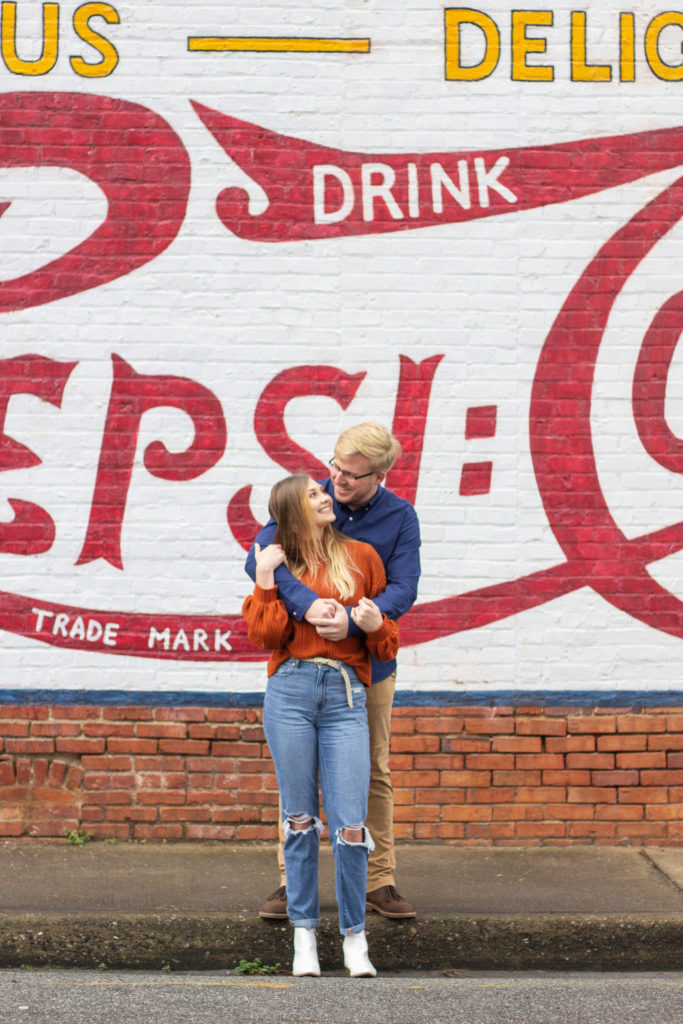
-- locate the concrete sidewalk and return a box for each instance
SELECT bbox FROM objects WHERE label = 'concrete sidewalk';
[1,842,682,972]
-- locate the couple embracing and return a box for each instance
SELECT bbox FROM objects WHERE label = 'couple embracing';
[242,422,421,977]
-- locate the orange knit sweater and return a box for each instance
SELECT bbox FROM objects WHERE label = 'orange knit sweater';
[242,540,399,686]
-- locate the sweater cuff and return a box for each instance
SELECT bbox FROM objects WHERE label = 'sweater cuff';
[253,584,279,603]
[366,613,393,640]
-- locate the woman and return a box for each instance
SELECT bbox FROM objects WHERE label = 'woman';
[242,474,399,978]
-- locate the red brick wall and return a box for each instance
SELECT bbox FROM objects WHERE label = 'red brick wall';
[1,703,682,844]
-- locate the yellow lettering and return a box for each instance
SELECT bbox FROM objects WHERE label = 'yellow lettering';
[511,10,553,82]
[1,1,58,76]
[70,2,119,77]
[645,12,683,81]
[445,8,500,81]
[571,11,612,81]
[619,12,635,82]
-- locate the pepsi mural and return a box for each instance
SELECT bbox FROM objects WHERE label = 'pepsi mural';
[1,1,683,700]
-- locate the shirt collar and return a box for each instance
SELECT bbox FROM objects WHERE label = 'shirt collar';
[337,485,383,516]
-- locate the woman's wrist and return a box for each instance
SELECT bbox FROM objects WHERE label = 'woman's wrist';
[255,569,275,589]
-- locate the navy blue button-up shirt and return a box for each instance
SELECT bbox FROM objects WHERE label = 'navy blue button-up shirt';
[244,478,421,682]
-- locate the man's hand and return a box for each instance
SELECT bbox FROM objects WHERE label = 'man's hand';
[306,599,350,641]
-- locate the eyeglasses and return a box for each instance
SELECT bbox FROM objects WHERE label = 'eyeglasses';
[328,458,376,482]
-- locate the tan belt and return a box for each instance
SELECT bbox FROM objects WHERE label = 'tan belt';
[304,657,354,708]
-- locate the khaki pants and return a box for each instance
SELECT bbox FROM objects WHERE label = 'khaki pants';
[277,669,397,892]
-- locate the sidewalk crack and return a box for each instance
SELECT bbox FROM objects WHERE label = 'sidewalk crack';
[640,848,683,895]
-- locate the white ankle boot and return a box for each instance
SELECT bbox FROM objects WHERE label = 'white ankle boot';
[292,927,320,976]
[343,930,377,977]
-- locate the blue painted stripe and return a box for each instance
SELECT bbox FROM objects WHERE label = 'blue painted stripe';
[0,688,681,708]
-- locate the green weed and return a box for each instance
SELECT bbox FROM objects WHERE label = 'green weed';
[64,828,94,846]
[235,957,281,976]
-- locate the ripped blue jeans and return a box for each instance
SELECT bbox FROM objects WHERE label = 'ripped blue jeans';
[263,658,373,934]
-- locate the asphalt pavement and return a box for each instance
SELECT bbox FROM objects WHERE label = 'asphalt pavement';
[1,842,682,972]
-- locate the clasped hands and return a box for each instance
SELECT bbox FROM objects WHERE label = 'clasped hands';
[306,596,382,639]
[254,543,382,637]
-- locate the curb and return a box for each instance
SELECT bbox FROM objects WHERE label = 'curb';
[2,914,682,972]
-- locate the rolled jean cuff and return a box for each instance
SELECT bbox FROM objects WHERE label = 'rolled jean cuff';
[289,917,320,930]
[341,921,366,936]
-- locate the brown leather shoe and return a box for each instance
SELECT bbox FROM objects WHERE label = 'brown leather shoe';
[258,885,288,919]
[366,885,416,919]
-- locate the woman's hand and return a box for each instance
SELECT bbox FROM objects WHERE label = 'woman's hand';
[254,543,287,588]
[350,597,383,633]
[308,598,349,640]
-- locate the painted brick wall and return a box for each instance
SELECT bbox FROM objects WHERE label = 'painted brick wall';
[1,1,683,842]
[2,1,683,699]
[2,704,682,844]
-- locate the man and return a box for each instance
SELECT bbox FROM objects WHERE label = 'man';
[245,422,421,919]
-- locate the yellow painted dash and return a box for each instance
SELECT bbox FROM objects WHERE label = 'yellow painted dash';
[188,37,370,54]
[62,979,293,989]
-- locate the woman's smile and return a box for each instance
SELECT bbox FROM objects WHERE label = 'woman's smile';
[308,479,335,528]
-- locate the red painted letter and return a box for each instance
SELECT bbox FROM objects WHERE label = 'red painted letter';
[77,354,227,569]
[0,354,76,555]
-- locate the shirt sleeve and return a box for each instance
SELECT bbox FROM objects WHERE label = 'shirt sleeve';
[369,503,421,621]
[245,519,321,621]
[241,584,292,649]
[354,544,400,660]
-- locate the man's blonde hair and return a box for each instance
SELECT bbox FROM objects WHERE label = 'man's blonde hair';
[334,422,401,474]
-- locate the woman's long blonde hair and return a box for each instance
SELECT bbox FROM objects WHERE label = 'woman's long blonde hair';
[268,474,358,600]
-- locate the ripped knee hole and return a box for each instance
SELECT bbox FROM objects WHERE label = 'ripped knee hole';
[284,813,323,838]
[288,813,316,831]
[335,824,375,850]
[340,825,364,843]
